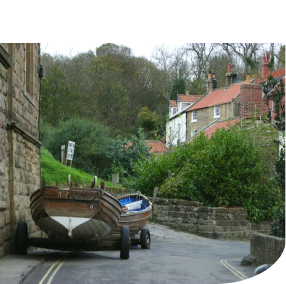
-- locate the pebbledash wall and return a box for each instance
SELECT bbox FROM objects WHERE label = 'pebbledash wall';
[152,198,272,239]
[0,43,42,258]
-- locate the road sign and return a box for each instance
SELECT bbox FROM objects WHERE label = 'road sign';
[67,141,75,161]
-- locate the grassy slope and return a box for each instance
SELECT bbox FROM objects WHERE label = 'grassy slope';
[41,147,113,187]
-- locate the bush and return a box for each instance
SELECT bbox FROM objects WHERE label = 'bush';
[106,128,150,180]
[124,126,280,222]
[41,117,110,176]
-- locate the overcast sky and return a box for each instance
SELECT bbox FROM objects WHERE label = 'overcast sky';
[40,41,187,59]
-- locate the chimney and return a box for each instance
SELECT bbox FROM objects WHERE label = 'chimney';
[186,91,189,95]
[262,52,271,78]
[225,63,232,87]
[240,83,268,119]
[207,71,217,93]
[212,73,217,89]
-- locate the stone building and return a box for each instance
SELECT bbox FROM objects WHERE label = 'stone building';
[167,58,285,146]
[0,43,42,258]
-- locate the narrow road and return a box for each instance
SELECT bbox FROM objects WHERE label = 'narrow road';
[23,223,257,284]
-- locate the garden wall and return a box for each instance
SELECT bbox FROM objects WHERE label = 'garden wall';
[152,198,272,239]
[251,233,285,264]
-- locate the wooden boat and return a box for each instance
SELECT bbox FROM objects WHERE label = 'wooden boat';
[97,192,152,249]
[30,185,122,242]
[114,193,152,237]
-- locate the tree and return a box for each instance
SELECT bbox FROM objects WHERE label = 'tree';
[106,129,150,180]
[137,107,159,138]
[169,78,186,100]
[41,63,71,126]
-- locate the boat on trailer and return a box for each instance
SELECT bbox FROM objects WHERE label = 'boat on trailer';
[15,180,130,259]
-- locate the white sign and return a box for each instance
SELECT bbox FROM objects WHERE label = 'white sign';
[67,141,75,161]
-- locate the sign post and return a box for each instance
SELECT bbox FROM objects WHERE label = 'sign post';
[65,141,75,167]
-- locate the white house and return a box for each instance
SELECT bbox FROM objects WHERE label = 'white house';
[166,92,202,147]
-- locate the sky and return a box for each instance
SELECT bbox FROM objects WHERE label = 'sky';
[40,41,187,59]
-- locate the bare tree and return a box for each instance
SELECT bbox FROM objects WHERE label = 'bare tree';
[151,45,192,98]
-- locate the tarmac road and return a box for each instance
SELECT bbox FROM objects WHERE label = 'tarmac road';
[2,222,283,284]
[16,222,263,284]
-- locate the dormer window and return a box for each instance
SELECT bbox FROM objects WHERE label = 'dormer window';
[214,106,220,118]
[192,110,197,122]
[181,102,191,111]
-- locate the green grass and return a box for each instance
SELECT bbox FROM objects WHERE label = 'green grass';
[41,147,114,187]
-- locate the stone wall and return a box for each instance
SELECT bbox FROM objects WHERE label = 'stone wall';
[152,198,272,239]
[0,43,10,257]
[0,43,42,258]
[251,233,285,265]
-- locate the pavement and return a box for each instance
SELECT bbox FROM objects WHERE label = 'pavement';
[0,248,49,284]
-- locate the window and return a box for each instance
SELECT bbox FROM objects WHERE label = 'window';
[191,129,197,137]
[25,43,33,96]
[192,110,197,122]
[181,102,191,110]
[214,106,220,118]
[172,107,178,115]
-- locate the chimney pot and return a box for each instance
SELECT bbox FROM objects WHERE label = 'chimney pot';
[186,91,189,95]
[227,63,231,73]
[246,74,251,84]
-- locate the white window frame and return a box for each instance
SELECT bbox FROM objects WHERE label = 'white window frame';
[191,129,197,137]
[214,106,220,118]
[192,110,197,122]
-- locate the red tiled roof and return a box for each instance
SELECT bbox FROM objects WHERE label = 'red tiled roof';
[146,140,167,153]
[178,94,202,103]
[204,118,240,138]
[187,83,246,111]
[170,100,177,107]
[260,68,285,83]
[126,141,167,154]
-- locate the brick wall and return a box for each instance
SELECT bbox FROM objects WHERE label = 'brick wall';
[240,84,268,118]
[152,198,272,239]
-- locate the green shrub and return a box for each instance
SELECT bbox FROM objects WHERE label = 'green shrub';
[124,126,280,222]
[41,117,110,176]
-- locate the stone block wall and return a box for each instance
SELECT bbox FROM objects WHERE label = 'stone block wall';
[0,43,42,258]
[251,233,285,264]
[152,198,272,239]
[0,43,10,257]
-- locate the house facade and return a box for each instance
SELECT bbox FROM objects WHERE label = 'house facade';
[186,82,243,141]
[0,43,42,257]
[166,92,201,146]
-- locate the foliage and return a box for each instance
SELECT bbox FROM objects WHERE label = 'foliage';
[137,107,159,137]
[169,78,186,100]
[41,63,71,126]
[41,117,111,176]
[262,74,285,131]
[271,209,285,238]
[41,147,113,186]
[124,126,280,222]
[106,128,150,181]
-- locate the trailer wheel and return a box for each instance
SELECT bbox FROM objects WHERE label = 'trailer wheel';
[120,226,129,259]
[15,221,28,255]
[140,228,151,249]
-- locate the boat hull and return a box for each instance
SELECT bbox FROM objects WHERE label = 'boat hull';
[30,186,122,242]
[113,193,152,237]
